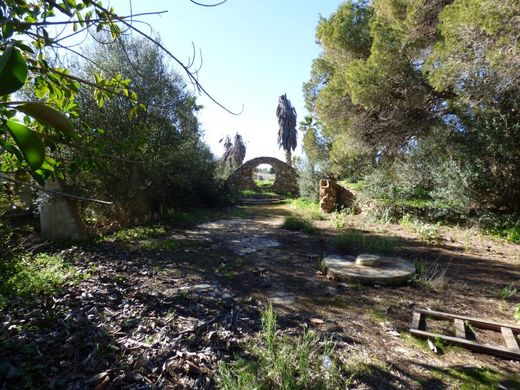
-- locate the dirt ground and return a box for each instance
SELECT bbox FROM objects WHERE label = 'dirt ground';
[1,203,519,389]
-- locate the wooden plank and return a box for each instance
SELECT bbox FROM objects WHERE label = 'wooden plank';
[501,327,520,352]
[454,318,466,339]
[410,328,520,361]
[411,311,423,330]
[416,309,520,333]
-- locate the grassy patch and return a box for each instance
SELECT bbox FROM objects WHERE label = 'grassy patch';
[139,238,197,252]
[0,253,86,309]
[331,230,400,255]
[287,198,325,221]
[255,179,275,188]
[218,305,347,389]
[103,225,168,242]
[282,216,316,234]
[367,308,388,323]
[447,366,520,390]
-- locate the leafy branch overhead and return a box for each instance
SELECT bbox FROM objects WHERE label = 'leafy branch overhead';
[0,0,235,188]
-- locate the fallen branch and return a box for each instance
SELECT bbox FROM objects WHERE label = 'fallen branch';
[0,173,114,205]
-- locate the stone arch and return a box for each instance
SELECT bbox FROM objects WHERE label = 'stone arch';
[227,157,298,195]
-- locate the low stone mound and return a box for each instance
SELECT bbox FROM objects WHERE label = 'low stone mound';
[324,253,415,286]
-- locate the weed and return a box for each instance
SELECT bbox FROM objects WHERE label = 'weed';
[218,304,347,389]
[282,216,316,234]
[331,230,400,255]
[515,304,520,323]
[496,283,517,299]
[410,258,449,291]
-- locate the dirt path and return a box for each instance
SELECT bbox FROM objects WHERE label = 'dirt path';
[1,203,519,389]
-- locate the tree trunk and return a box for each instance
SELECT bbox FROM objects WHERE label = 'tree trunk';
[285,149,292,166]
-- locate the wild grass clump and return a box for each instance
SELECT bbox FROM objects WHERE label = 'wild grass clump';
[0,253,86,309]
[331,230,401,255]
[496,283,517,299]
[410,258,449,291]
[400,214,443,245]
[515,305,520,324]
[282,216,316,235]
[218,305,347,390]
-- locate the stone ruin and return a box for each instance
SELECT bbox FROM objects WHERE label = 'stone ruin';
[227,157,298,195]
[39,179,89,240]
[319,179,355,213]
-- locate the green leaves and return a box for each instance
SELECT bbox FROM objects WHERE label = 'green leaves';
[17,102,75,138]
[0,47,28,96]
[5,119,45,171]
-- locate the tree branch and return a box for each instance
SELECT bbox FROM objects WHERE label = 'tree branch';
[0,173,114,205]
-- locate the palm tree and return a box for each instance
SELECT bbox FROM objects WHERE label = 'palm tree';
[276,93,297,166]
[222,132,246,166]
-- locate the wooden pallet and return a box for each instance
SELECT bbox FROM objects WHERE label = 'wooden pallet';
[410,309,520,360]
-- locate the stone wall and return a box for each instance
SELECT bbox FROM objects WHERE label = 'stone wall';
[227,157,298,195]
[319,179,355,213]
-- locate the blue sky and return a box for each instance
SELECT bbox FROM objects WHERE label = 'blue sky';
[112,0,341,160]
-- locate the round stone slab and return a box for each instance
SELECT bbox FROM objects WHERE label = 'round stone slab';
[324,254,415,286]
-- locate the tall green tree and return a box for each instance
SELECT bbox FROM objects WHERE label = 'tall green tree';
[305,0,520,212]
[66,35,217,223]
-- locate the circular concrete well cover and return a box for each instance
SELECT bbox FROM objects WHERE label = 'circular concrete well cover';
[324,254,415,286]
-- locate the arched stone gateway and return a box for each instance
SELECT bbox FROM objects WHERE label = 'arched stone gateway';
[227,157,298,195]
